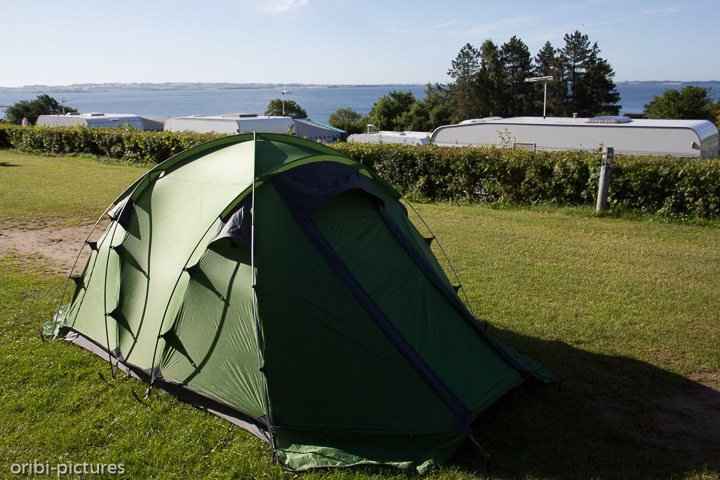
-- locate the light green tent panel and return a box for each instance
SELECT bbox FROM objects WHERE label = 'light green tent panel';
[160,242,265,419]
[64,224,123,349]
[108,141,259,370]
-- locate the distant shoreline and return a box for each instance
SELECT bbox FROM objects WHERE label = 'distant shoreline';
[1,80,718,95]
[0,83,426,95]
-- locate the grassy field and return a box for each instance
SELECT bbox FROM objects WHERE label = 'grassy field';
[1,150,719,480]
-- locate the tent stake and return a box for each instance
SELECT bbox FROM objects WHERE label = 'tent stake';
[467,434,490,473]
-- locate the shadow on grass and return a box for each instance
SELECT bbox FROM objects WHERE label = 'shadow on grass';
[449,329,720,479]
[0,162,20,167]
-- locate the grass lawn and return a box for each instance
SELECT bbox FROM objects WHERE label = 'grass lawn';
[1,150,719,479]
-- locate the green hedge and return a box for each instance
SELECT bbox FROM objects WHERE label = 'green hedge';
[333,142,720,219]
[2,124,719,219]
[0,124,223,165]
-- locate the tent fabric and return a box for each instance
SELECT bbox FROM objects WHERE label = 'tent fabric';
[51,132,557,474]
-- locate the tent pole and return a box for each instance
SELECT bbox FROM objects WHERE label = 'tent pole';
[53,167,155,339]
[52,203,113,334]
[101,219,123,377]
[400,196,479,320]
[250,132,278,455]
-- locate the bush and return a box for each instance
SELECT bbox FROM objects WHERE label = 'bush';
[2,124,719,219]
[332,142,720,219]
[0,124,224,164]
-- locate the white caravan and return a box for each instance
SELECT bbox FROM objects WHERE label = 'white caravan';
[430,116,719,158]
[164,114,345,142]
[348,131,430,146]
[37,113,146,130]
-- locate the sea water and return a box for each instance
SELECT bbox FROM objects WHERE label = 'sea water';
[1,83,718,124]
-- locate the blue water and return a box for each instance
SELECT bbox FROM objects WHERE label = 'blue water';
[0,87,427,125]
[1,83,718,124]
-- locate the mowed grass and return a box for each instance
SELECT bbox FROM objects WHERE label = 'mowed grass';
[1,151,719,480]
[0,151,148,225]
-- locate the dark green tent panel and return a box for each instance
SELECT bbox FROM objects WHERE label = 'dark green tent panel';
[49,133,557,473]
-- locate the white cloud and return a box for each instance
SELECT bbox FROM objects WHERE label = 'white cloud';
[258,0,308,13]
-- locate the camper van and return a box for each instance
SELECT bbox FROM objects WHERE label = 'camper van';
[348,131,430,145]
[37,113,146,130]
[164,114,345,142]
[431,116,719,158]
[164,114,294,135]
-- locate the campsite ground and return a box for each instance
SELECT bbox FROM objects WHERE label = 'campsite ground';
[1,149,719,480]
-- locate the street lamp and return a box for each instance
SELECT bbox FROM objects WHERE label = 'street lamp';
[528,76,553,119]
[281,90,292,116]
[367,123,374,134]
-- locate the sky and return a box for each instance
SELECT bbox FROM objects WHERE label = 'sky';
[1,0,719,88]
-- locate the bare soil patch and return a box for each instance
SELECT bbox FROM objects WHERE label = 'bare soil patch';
[0,220,109,275]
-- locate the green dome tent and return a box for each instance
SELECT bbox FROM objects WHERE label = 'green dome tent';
[48,133,557,473]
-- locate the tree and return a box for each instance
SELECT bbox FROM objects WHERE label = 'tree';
[561,31,591,115]
[328,108,369,135]
[644,85,717,121]
[4,94,76,125]
[532,41,568,117]
[559,31,620,117]
[369,90,416,131]
[447,43,482,121]
[581,42,620,116]
[501,36,533,116]
[419,83,454,131]
[477,39,507,118]
[265,98,307,119]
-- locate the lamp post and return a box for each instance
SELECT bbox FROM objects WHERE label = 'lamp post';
[367,123,374,134]
[281,90,291,116]
[527,76,553,119]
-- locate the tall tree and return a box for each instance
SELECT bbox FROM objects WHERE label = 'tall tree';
[532,41,568,117]
[447,43,482,122]
[477,39,507,118]
[501,36,533,116]
[559,31,620,117]
[582,42,621,116]
[643,85,717,121]
[4,94,76,125]
[561,31,591,115]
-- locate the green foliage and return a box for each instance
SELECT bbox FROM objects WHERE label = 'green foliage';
[3,95,78,125]
[0,124,223,164]
[447,43,482,121]
[366,85,454,133]
[332,142,720,219]
[3,125,719,220]
[442,31,620,120]
[369,90,416,131]
[501,36,534,117]
[328,107,369,134]
[644,85,718,121]
[264,98,307,119]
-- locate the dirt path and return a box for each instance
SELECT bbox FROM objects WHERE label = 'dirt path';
[0,220,108,275]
